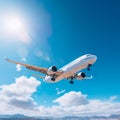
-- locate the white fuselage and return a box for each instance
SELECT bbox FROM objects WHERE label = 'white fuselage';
[44,54,97,83]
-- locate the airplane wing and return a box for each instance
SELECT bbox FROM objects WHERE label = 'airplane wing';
[5,58,63,76]
[6,58,48,74]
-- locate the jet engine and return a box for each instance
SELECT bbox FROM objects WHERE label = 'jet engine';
[44,76,56,82]
[47,66,57,75]
[76,72,86,80]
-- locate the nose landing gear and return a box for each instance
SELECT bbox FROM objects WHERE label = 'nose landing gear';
[87,64,92,71]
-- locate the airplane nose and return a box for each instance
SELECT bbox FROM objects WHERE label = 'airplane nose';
[92,55,97,62]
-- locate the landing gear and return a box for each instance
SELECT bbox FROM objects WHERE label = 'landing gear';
[69,77,74,84]
[87,64,92,71]
[70,80,74,84]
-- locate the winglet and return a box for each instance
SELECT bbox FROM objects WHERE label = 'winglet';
[5,58,22,66]
[5,58,16,63]
[5,58,10,61]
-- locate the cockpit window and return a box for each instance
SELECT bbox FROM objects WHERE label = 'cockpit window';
[86,54,91,57]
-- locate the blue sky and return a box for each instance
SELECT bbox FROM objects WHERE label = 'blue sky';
[0,0,120,117]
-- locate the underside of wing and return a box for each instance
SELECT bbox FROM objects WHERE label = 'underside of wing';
[54,70,63,76]
[6,58,48,74]
[5,58,63,76]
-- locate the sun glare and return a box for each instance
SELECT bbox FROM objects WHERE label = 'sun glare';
[4,16,24,34]
[3,14,31,44]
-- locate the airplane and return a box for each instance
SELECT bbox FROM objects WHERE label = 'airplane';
[6,54,97,84]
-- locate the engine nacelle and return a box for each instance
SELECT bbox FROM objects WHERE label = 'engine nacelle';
[47,66,57,75]
[76,72,86,80]
[44,76,56,82]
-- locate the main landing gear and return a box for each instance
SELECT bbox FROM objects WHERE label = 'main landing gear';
[69,80,74,84]
[69,77,74,84]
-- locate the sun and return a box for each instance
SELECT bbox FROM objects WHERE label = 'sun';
[4,16,24,34]
[3,15,31,44]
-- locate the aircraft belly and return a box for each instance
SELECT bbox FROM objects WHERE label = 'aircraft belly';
[62,63,88,78]
[55,58,93,81]
[48,63,88,83]
[55,74,65,82]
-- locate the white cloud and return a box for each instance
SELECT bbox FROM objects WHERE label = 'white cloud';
[51,92,120,117]
[16,64,22,71]
[0,80,120,118]
[53,91,88,107]
[0,76,40,111]
[16,58,27,71]
[34,96,120,117]
[109,96,117,101]
[56,88,65,95]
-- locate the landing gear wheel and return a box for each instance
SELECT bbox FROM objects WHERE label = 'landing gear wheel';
[87,64,92,71]
[51,77,55,81]
[70,80,74,84]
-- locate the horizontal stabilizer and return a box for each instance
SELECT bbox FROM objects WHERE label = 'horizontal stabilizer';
[32,74,45,79]
[85,75,93,80]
